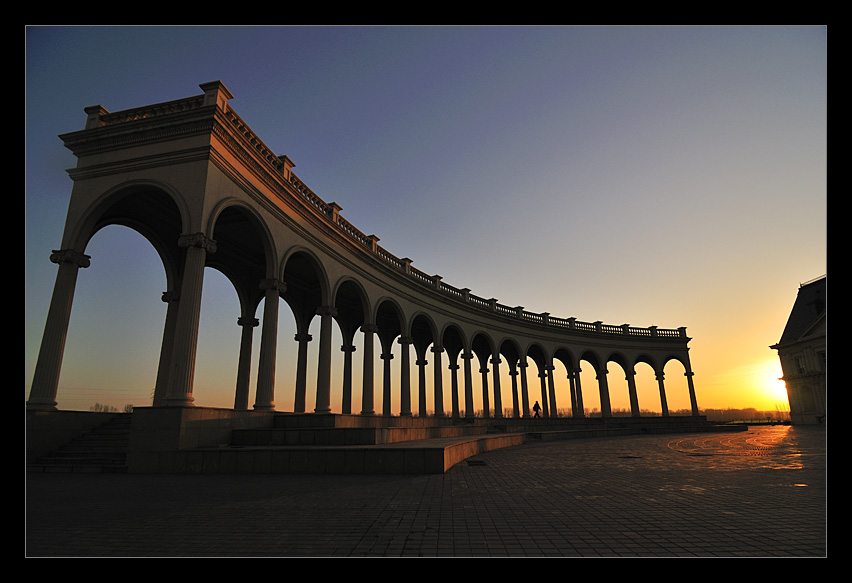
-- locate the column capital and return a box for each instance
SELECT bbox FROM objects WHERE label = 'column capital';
[316,305,338,317]
[178,232,217,253]
[340,344,357,353]
[398,336,413,345]
[430,344,444,354]
[238,316,259,328]
[295,333,313,343]
[259,278,286,292]
[161,290,180,303]
[360,323,378,334]
[50,249,90,268]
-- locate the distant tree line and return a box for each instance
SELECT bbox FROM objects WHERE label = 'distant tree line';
[89,403,134,413]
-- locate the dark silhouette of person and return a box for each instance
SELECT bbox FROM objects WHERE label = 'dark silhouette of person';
[533,401,541,418]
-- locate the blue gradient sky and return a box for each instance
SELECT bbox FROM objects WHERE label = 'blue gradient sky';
[25,26,826,413]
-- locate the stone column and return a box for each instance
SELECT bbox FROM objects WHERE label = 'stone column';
[519,360,530,417]
[509,364,520,418]
[491,355,503,418]
[538,369,549,417]
[28,249,90,410]
[479,363,490,418]
[166,233,215,407]
[360,324,377,415]
[293,332,312,413]
[684,360,699,416]
[657,372,670,417]
[449,361,460,418]
[416,356,428,416]
[381,349,394,416]
[152,290,179,407]
[573,368,585,417]
[597,367,612,418]
[567,370,578,418]
[626,368,640,417]
[255,279,283,411]
[462,351,474,418]
[234,316,259,410]
[547,364,557,417]
[399,336,413,416]
[314,306,337,414]
[341,343,356,414]
[431,345,445,417]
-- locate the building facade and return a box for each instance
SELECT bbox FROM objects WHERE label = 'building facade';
[771,276,826,425]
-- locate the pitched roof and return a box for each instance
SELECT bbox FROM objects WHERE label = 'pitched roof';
[775,275,826,347]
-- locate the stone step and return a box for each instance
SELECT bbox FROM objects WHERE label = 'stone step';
[28,414,131,474]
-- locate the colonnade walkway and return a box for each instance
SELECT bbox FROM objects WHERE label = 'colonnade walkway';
[25,425,826,557]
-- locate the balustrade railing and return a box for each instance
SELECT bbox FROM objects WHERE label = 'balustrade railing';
[87,90,687,342]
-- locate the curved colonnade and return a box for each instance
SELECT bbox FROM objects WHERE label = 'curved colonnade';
[28,81,699,420]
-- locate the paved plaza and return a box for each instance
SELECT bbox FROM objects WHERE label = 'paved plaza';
[25,425,826,558]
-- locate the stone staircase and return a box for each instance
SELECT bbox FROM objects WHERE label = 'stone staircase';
[28,414,132,473]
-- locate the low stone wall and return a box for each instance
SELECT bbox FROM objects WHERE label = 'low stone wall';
[126,406,276,473]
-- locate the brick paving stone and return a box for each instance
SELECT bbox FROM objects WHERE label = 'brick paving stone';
[25,425,826,557]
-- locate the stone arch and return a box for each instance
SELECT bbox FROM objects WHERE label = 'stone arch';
[661,354,694,414]
[410,312,439,416]
[374,297,407,415]
[440,324,467,418]
[579,349,609,417]
[526,343,553,417]
[72,182,188,292]
[331,277,371,414]
[554,347,579,417]
[471,331,497,417]
[206,200,278,321]
[606,351,634,416]
[275,248,331,413]
[499,338,524,417]
[633,354,664,415]
[51,183,189,409]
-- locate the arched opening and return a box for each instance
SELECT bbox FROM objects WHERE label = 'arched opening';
[554,348,578,417]
[410,313,438,416]
[56,225,168,411]
[579,351,604,417]
[471,333,495,417]
[606,354,632,416]
[663,357,693,414]
[526,344,550,418]
[279,250,327,413]
[499,339,522,418]
[441,325,466,418]
[334,279,369,414]
[634,357,663,416]
[193,268,244,408]
[375,299,405,416]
